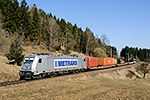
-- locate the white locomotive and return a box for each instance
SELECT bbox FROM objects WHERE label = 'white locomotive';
[19,53,87,80]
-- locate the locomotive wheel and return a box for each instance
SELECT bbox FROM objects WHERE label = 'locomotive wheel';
[75,70,79,74]
[80,69,83,72]
[59,72,64,76]
[79,69,82,73]
[39,74,43,79]
[72,70,76,74]
[52,73,57,77]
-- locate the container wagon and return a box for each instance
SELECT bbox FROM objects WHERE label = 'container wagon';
[85,57,97,69]
[97,58,115,68]
[97,58,114,66]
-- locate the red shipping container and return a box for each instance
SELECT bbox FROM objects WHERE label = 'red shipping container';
[97,58,114,66]
[85,57,97,68]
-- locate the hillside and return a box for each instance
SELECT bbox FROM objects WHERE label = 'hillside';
[0,46,150,99]
[0,0,118,58]
[0,45,146,83]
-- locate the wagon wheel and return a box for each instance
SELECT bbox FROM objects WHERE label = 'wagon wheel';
[52,73,57,77]
[78,69,81,73]
[60,72,64,76]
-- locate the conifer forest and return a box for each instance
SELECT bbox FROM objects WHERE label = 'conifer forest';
[0,0,149,61]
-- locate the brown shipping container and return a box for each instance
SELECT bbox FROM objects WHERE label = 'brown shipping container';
[85,57,97,68]
[97,58,114,66]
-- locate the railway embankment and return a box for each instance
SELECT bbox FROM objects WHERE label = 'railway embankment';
[0,46,146,86]
[69,63,142,81]
[95,64,141,80]
[1,63,150,100]
[0,63,140,87]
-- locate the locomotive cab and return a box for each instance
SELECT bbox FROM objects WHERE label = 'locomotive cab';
[19,56,35,80]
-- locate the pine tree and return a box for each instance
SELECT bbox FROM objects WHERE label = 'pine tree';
[54,15,56,20]
[27,5,41,42]
[89,33,97,56]
[0,9,3,30]
[0,0,21,33]
[39,8,46,17]
[49,13,52,17]
[60,18,67,33]
[0,0,13,32]
[12,0,22,32]
[19,0,30,39]
[39,9,48,49]
[79,28,84,52]
[72,24,79,51]
[31,7,40,41]
[6,36,24,66]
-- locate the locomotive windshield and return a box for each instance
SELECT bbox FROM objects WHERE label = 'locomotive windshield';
[23,57,35,64]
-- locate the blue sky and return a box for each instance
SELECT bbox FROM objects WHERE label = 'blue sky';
[18,0,150,53]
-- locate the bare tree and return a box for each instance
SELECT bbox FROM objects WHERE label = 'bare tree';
[100,34,110,46]
[0,10,11,55]
[85,28,91,55]
[135,63,150,79]
[100,34,110,54]
[46,17,60,51]
[64,24,76,54]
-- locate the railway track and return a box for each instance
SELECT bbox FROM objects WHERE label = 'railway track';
[0,63,137,87]
[0,80,26,87]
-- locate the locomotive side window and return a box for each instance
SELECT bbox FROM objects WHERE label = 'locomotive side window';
[39,58,42,63]
[84,59,85,62]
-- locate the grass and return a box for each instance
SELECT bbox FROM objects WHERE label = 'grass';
[0,56,20,82]
[0,46,150,99]
[0,70,150,100]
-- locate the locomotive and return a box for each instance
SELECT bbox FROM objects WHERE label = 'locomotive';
[19,53,87,80]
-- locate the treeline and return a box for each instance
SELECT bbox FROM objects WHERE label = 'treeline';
[0,0,117,57]
[120,46,150,61]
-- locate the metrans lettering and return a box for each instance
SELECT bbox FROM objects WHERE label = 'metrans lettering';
[54,59,78,67]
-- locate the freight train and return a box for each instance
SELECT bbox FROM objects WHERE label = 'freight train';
[19,53,132,80]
